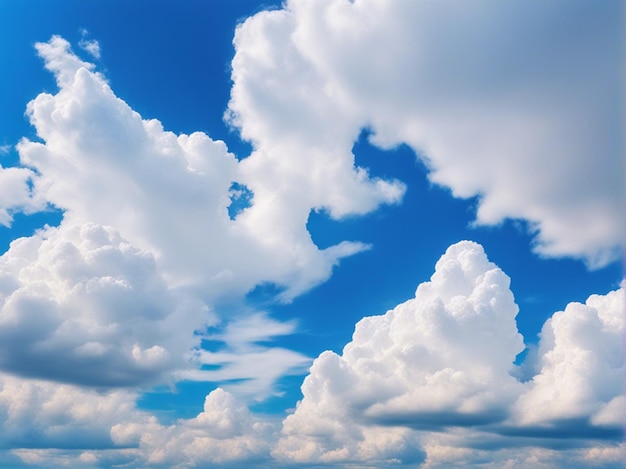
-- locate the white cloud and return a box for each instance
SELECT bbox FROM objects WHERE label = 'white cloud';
[78,34,101,59]
[274,241,624,466]
[185,313,311,399]
[0,165,41,226]
[0,222,210,387]
[229,0,624,267]
[510,284,625,435]
[111,387,274,467]
[17,35,385,305]
[0,371,145,450]
[274,241,524,464]
[0,372,271,468]
[0,240,622,468]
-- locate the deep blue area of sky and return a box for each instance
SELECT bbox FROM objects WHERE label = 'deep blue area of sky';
[0,0,621,418]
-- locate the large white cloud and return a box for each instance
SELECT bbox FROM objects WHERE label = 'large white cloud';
[17,35,401,302]
[275,241,525,464]
[0,222,209,387]
[274,241,624,466]
[0,371,145,450]
[229,0,624,267]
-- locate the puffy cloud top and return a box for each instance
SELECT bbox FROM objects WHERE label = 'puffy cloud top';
[275,241,624,465]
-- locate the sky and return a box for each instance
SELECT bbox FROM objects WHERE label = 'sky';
[0,0,624,467]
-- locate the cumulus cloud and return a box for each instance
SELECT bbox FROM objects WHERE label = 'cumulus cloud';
[0,240,622,468]
[16,35,400,303]
[510,284,625,438]
[0,222,210,387]
[111,387,274,467]
[0,371,144,450]
[0,372,271,468]
[0,165,41,226]
[274,241,624,466]
[275,241,524,464]
[229,0,624,267]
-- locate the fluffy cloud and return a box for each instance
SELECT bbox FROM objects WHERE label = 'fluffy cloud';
[275,241,524,464]
[111,387,274,467]
[0,32,405,392]
[0,372,271,468]
[0,240,622,468]
[510,284,625,437]
[0,222,209,387]
[0,165,40,226]
[16,35,400,302]
[274,241,624,466]
[229,0,624,267]
[0,371,144,450]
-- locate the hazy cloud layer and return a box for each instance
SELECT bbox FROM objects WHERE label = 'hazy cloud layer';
[230,0,624,267]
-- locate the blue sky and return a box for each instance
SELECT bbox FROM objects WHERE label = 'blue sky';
[0,0,623,467]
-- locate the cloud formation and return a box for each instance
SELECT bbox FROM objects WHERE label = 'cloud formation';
[0,0,622,463]
[0,241,622,468]
[0,373,273,467]
[229,0,624,267]
[0,33,402,392]
[0,222,208,387]
[274,241,624,466]
[17,35,400,303]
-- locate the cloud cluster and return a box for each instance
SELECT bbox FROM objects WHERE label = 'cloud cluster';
[0,372,142,450]
[229,0,624,267]
[0,241,621,468]
[111,387,274,467]
[274,241,624,466]
[0,33,405,394]
[0,373,273,468]
[0,0,622,463]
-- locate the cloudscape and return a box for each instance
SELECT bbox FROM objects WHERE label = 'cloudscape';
[0,0,623,467]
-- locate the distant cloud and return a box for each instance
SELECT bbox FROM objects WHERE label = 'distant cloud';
[228,0,624,267]
[78,28,101,59]
[78,38,101,59]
